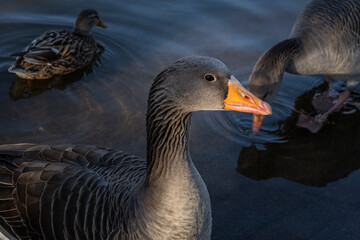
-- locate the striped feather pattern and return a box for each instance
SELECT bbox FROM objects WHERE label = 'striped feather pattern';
[0,144,146,239]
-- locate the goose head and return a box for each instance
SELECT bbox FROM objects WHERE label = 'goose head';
[149,56,272,115]
[74,9,107,34]
[248,71,281,103]
[247,38,302,134]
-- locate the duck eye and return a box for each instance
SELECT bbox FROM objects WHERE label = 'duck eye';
[204,74,216,82]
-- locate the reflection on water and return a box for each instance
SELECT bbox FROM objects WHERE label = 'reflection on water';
[238,82,360,187]
[1,0,360,239]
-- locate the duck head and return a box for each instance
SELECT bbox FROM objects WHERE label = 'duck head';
[74,9,107,34]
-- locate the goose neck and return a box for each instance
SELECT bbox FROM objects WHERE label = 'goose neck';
[145,95,191,183]
[253,38,301,82]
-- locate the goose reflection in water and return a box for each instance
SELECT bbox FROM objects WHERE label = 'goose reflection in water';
[9,46,104,101]
[237,82,360,187]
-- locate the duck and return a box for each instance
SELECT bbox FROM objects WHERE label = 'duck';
[8,9,107,80]
[247,0,360,133]
[0,56,272,240]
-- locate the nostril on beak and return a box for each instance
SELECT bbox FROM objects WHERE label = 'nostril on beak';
[244,95,251,100]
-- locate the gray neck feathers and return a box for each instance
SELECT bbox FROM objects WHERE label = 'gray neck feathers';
[140,73,212,240]
[146,73,191,183]
[249,38,301,100]
[253,38,301,81]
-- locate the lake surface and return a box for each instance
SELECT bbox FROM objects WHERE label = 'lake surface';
[1,0,360,239]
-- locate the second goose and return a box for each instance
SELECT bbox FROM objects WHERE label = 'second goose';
[248,0,360,133]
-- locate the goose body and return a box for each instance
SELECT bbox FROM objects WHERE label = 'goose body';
[248,0,360,133]
[287,0,360,80]
[8,9,107,80]
[0,56,271,240]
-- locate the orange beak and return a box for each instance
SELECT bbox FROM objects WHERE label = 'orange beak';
[224,76,272,116]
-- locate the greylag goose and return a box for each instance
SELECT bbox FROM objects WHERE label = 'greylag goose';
[248,0,360,133]
[0,56,271,240]
[8,9,107,80]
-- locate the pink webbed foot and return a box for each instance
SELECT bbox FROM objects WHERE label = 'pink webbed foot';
[297,90,351,133]
[296,113,325,133]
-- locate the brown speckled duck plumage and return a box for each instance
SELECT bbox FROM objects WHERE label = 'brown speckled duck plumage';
[8,9,107,80]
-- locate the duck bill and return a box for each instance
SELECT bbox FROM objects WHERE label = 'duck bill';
[224,76,272,115]
[97,20,107,28]
[252,114,264,134]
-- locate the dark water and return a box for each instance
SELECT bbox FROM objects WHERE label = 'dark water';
[1,0,360,239]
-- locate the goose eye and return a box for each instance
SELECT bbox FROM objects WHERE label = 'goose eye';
[204,74,216,82]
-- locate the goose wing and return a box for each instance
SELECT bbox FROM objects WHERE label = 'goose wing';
[0,144,146,239]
